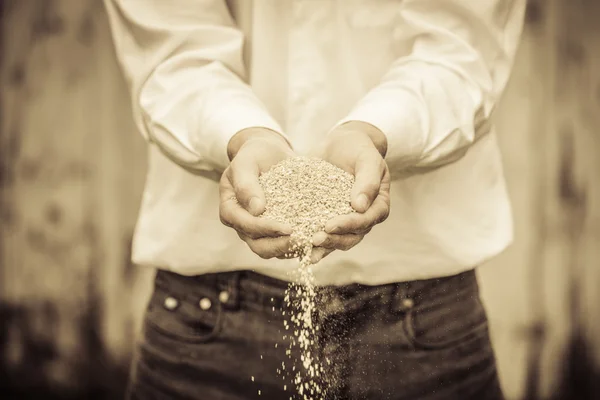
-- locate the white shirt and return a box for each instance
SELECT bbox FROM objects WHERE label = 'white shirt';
[104,0,525,286]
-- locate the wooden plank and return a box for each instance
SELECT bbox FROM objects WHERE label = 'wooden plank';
[84,0,148,364]
[479,1,558,398]
[1,0,99,390]
[544,0,600,397]
[0,0,147,394]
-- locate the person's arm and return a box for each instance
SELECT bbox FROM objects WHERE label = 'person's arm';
[310,0,525,259]
[103,0,288,172]
[334,0,526,174]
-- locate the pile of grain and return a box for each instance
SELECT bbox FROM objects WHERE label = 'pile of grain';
[258,156,355,399]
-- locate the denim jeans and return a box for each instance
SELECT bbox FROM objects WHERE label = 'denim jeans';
[127,269,504,400]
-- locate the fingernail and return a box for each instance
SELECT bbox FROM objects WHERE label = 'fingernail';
[248,197,262,215]
[312,232,327,246]
[355,194,368,212]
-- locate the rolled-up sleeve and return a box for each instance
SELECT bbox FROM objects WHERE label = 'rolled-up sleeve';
[336,0,526,173]
[103,0,286,172]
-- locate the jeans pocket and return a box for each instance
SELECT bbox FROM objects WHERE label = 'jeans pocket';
[144,284,222,344]
[402,275,490,350]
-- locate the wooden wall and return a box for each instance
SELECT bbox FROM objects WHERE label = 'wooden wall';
[0,0,149,396]
[480,0,600,398]
[1,0,599,398]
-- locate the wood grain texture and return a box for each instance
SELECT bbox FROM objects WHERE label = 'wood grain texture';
[480,0,600,398]
[0,0,598,398]
[0,0,146,394]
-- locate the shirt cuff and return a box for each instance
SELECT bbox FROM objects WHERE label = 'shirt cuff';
[332,88,429,169]
[141,63,289,172]
[205,107,287,171]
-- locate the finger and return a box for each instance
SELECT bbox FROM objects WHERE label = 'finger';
[310,247,335,264]
[219,166,237,205]
[324,193,389,235]
[238,233,293,259]
[351,151,385,213]
[312,231,364,251]
[229,158,265,216]
[221,166,293,238]
[276,253,298,260]
[321,249,335,260]
[221,197,292,239]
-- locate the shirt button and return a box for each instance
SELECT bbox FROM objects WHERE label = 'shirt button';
[199,297,212,311]
[164,296,179,310]
[401,298,414,309]
[218,291,230,303]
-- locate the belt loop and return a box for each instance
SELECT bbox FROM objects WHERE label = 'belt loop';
[390,282,414,314]
[218,272,241,310]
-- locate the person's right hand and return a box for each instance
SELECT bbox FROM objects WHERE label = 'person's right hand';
[220,128,296,259]
[308,121,390,263]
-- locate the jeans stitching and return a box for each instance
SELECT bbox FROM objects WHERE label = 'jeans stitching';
[145,300,224,344]
[403,309,490,350]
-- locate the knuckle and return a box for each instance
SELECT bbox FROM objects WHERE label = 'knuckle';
[236,231,247,242]
[343,236,363,251]
[356,220,371,232]
[237,223,256,239]
[322,250,334,259]
[340,242,354,251]
[235,184,254,202]
[378,208,390,224]
[320,236,332,248]
[280,240,293,253]
[364,182,380,195]
[245,229,262,240]
[219,210,232,228]
[247,241,269,259]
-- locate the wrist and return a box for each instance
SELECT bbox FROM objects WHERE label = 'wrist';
[227,127,291,161]
[332,121,388,157]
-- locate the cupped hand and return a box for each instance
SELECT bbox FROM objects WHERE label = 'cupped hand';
[309,121,391,263]
[220,128,296,259]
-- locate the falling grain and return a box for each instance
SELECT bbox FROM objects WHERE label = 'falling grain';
[258,156,355,399]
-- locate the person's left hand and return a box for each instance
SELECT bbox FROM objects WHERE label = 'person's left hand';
[309,121,391,263]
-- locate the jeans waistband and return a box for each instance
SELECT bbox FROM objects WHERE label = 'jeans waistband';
[155,268,478,318]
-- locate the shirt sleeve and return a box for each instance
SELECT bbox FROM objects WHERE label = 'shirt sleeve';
[103,0,287,172]
[335,0,526,172]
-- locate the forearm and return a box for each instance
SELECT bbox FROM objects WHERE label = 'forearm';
[104,0,287,173]
[335,0,526,175]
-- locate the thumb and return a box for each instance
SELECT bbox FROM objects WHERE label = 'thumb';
[351,150,384,213]
[230,160,265,216]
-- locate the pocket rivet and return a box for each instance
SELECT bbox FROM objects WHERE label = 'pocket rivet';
[219,291,230,303]
[199,297,212,310]
[164,296,179,310]
[401,298,414,309]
